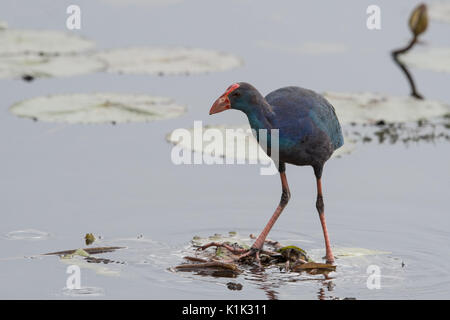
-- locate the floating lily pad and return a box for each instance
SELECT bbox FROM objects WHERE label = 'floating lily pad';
[10,93,186,124]
[400,47,450,73]
[429,1,450,24]
[0,53,105,80]
[324,92,450,124]
[0,29,95,55]
[95,47,243,75]
[167,124,355,163]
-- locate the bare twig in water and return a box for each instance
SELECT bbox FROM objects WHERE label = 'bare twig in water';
[183,256,208,263]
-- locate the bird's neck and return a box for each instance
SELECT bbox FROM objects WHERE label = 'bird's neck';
[244,100,274,131]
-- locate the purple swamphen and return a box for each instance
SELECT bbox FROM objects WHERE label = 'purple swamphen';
[203,82,344,264]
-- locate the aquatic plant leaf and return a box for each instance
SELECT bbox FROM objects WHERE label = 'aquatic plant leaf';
[94,47,243,75]
[400,47,450,73]
[429,1,450,24]
[0,54,105,79]
[10,93,186,124]
[167,124,355,163]
[85,233,96,245]
[0,29,95,55]
[324,92,450,124]
[72,248,90,258]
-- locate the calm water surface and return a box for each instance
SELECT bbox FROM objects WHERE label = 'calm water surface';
[0,0,449,299]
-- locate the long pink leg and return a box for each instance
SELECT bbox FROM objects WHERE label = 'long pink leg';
[248,171,291,251]
[316,178,335,264]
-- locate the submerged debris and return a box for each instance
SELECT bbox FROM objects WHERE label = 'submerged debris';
[226,282,243,291]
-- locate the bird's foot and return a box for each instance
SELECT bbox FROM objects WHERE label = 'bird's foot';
[233,247,263,268]
[196,242,248,255]
[197,242,264,267]
[322,254,336,265]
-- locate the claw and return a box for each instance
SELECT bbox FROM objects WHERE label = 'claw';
[197,242,248,255]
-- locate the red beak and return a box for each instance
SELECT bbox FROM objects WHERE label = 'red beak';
[209,95,230,115]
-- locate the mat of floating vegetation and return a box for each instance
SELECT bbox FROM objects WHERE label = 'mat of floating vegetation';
[0,54,105,80]
[0,29,95,56]
[10,93,186,124]
[429,1,450,24]
[400,47,450,73]
[324,92,450,125]
[94,47,243,76]
[167,124,356,163]
[173,233,336,277]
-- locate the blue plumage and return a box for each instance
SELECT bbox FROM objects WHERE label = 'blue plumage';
[227,82,344,171]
